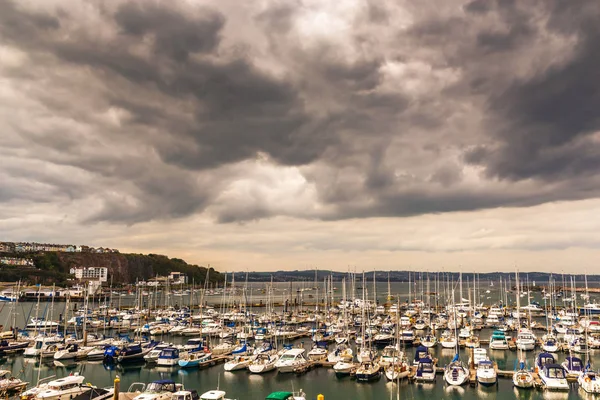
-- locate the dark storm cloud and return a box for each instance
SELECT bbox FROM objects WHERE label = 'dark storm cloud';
[2,0,600,225]
[464,0,600,182]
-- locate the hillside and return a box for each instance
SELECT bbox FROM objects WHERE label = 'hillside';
[0,251,222,286]
[242,270,600,283]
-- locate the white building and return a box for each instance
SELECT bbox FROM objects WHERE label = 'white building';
[70,267,108,282]
[169,272,188,285]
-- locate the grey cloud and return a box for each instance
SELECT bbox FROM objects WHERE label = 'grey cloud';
[466,1,600,181]
[114,1,225,61]
[2,0,600,227]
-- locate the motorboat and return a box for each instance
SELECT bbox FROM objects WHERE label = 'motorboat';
[414,357,436,382]
[476,360,497,386]
[24,336,63,357]
[0,339,29,356]
[178,351,211,368]
[265,390,306,400]
[468,348,486,367]
[157,348,181,367]
[464,335,480,348]
[539,363,569,391]
[199,389,234,400]
[536,352,556,371]
[171,390,198,400]
[132,380,183,400]
[71,387,115,400]
[561,356,584,379]
[516,329,536,351]
[144,344,173,363]
[275,348,308,373]
[399,330,415,346]
[32,374,92,400]
[489,331,509,350]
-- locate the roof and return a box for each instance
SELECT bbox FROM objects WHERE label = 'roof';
[152,380,175,385]
[537,352,554,360]
[265,392,292,400]
[200,390,225,400]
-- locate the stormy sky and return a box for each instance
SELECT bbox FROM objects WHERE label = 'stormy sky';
[1,0,600,272]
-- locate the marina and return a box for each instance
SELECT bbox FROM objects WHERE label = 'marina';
[0,274,599,399]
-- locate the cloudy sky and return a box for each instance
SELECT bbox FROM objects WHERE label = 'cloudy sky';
[1,0,599,273]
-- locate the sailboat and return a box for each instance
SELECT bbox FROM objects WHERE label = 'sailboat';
[513,271,535,389]
[355,273,381,382]
[443,290,469,386]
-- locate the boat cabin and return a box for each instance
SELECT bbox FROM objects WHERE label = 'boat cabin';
[172,391,199,400]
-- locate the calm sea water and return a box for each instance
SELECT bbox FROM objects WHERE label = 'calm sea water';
[1,280,598,400]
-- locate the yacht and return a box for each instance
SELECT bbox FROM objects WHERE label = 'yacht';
[469,348,488,366]
[24,336,63,357]
[132,380,183,400]
[489,330,509,350]
[32,374,92,400]
[399,330,415,346]
[485,314,500,327]
[561,356,584,379]
[157,348,181,367]
[275,348,308,373]
[476,360,497,386]
[198,390,234,400]
[414,357,436,382]
[536,353,569,391]
[144,344,173,363]
[539,363,569,391]
[516,329,536,351]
